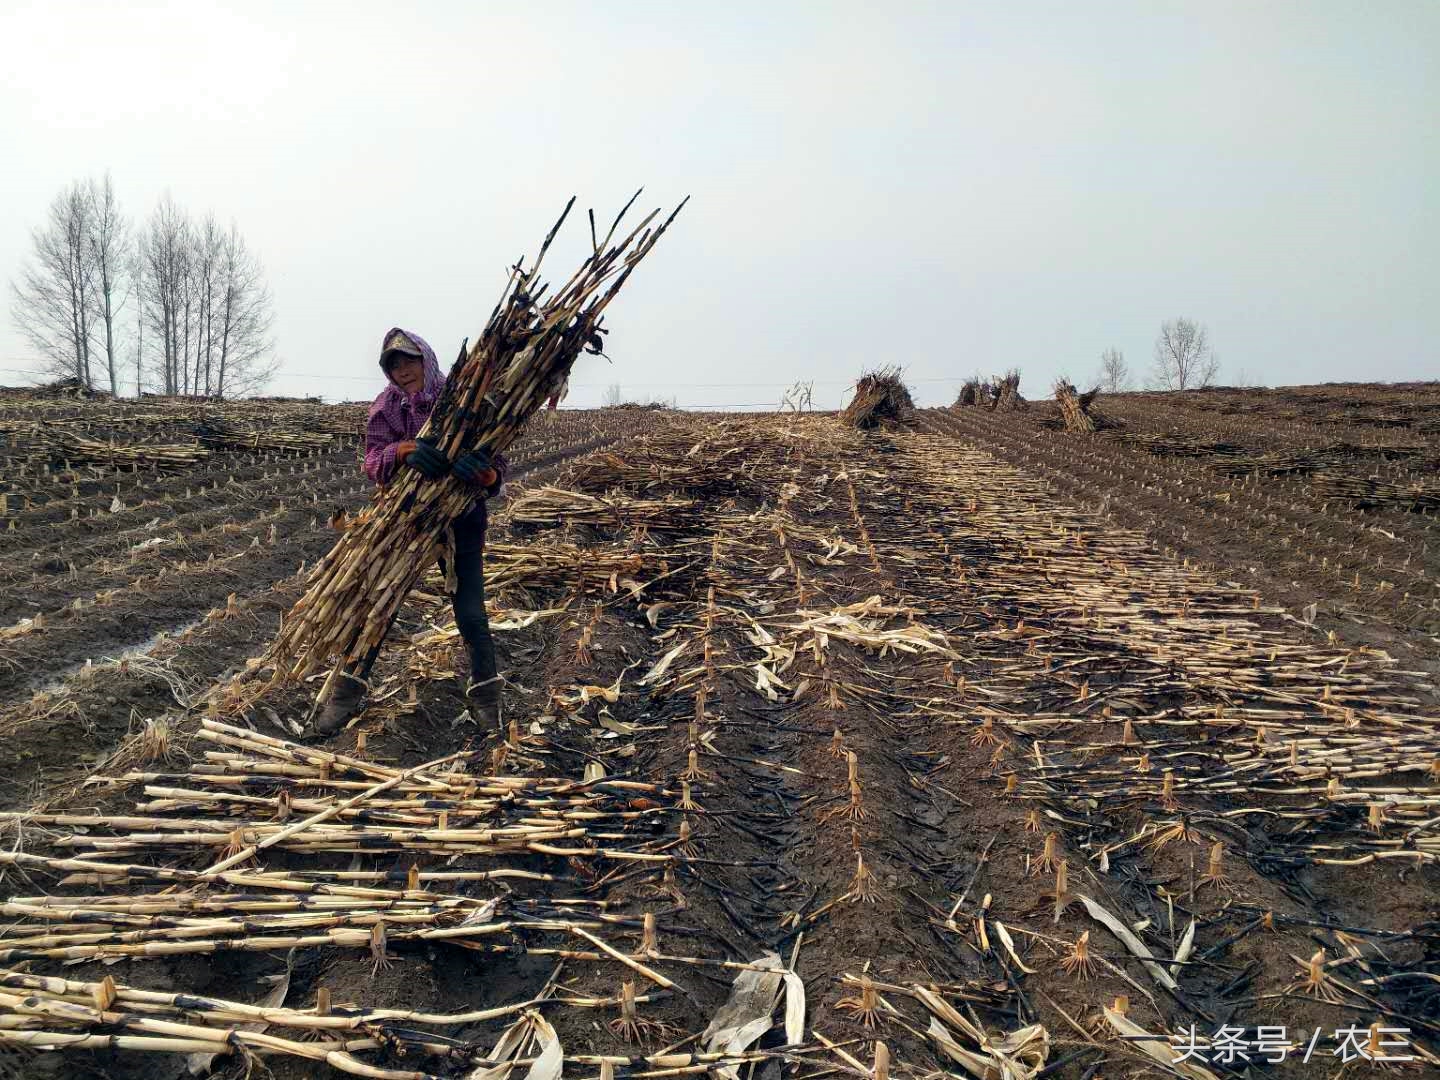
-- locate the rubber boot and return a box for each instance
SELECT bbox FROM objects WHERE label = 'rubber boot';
[313,673,366,736]
[465,675,502,731]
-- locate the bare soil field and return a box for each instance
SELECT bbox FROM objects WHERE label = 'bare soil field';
[0,386,1433,1080]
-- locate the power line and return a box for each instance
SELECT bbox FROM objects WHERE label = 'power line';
[1,362,966,390]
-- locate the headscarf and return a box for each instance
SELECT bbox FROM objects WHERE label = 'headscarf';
[375,327,443,415]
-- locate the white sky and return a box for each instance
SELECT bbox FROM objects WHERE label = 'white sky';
[2,1,1436,407]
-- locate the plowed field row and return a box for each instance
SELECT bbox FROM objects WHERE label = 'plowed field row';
[1,412,1430,1079]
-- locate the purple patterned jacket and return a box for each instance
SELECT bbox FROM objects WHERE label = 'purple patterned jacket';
[362,328,508,537]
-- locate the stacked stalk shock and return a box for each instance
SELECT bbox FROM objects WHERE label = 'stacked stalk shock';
[260,194,685,701]
[840,367,913,429]
[193,419,341,453]
[36,425,212,470]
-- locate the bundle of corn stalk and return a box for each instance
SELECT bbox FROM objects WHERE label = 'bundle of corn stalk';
[0,967,797,1080]
[955,379,983,407]
[1105,431,1245,459]
[193,418,341,453]
[841,367,913,428]
[23,375,102,399]
[509,486,703,532]
[994,369,1025,409]
[1105,432,1381,477]
[34,425,211,470]
[256,194,684,699]
[568,428,775,499]
[0,878,510,964]
[0,718,679,963]
[1052,380,1116,433]
[27,717,671,855]
[1308,469,1440,511]
[482,540,657,596]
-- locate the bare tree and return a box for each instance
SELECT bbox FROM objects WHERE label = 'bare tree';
[779,380,814,412]
[212,223,276,396]
[85,174,131,395]
[140,195,190,394]
[133,259,145,395]
[138,199,275,398]
[189,214,220,395]
[1152,318,1218,390]
[10,180,98,386]
[1098,347,1129,391]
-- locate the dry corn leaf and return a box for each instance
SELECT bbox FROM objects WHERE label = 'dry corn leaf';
[1070,894,1178,991]
[1102,1005,1218,1080]
[926,1015,1049,1080]
[702,953,785,1079]
[640,640,690,685]
[993,921,1037,975]
[557,672,626,707]
[490,607,568,631]
[598,712,661,735]
[522,1012,563,1080]
[786,597,957,658]
[781,967,805,1045]
[1174,918,1196,965]
[754,661,789,701]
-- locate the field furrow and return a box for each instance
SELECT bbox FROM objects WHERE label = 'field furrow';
[0,397,1433,1080]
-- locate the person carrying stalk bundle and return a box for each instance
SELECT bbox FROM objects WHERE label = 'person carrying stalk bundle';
[312,328,509,735]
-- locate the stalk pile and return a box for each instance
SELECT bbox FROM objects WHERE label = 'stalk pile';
[508,486,703,532]
[194,418,342,453]
[841,367,913,428]
[1052,381,1116,433]
[258,194,684,698]
[0,968,796,1080]
[36,425,212,470]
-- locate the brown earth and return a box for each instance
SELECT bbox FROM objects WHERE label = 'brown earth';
[0,394,1434,1080]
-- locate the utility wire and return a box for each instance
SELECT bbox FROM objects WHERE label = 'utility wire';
[0,361,963,390]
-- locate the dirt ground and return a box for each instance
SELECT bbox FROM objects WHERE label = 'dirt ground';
[0,394,1435,1080]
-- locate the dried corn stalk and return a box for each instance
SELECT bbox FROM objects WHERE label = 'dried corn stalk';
[842,368,913,429]
[259,195,684,697]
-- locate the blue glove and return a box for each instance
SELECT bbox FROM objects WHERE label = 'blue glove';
[453,449,496,487]
[404,436,449,480]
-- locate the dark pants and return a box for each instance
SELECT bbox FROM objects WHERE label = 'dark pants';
[448,513,499,700]
[353,514,496,699]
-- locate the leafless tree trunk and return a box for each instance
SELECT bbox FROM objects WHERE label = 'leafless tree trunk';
[10,180,98,386]
[212,224,276,397]
[1152,317,1218,390]
[85,174,131,396]
[1098,347,1128,391]
[185,215,221,396]
[140,196,190,395]
[133,258,145,396]
[136,199,275,399]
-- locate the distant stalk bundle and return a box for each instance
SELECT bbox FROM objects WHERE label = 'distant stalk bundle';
[1053,380,1117,433]
[841,368,913,429]
[35,425,211,470]
[260,194,684,696]
[193,419,341,453]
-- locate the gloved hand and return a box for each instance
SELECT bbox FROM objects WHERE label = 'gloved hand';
[402,436,449,480]
[452,448,497,488]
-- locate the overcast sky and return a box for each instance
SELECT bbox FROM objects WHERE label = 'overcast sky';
[3,1,1436,408]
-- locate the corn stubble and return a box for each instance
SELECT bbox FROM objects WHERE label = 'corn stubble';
[260,194,685,701]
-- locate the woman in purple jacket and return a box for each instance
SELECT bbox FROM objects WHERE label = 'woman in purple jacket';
[313,327,510,735]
